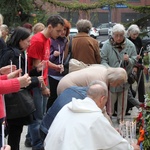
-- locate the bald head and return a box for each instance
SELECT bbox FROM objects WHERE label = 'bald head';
[87,80,108,101]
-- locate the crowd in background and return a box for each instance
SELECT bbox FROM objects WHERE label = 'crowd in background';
[0,12,147,150]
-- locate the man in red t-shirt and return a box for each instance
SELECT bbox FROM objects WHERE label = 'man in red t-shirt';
[26,15,64,150]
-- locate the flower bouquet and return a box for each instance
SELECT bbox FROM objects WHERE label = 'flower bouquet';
[136,94,150,150]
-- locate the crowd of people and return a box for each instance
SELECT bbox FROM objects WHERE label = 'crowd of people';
[0,12,147,150]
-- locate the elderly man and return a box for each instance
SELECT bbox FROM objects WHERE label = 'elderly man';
[101,23,137,122]
[44,80,140,150]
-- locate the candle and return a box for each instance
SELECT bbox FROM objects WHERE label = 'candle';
[19,54,21,76]
[25,52,27,74]
[61,51,64,65]
[58,44,61,64]
[10,60,12,73]
[130,122,133,144]
[2,121,5,147]
[41,64,44,87]
[119,121,124,137]
[139,47,143,56]
[125,121,129,140]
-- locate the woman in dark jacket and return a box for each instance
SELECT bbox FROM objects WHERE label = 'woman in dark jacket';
[0,27,43,150]
[127,24,145,103]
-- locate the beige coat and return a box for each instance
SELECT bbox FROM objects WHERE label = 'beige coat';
[57,65,108,95]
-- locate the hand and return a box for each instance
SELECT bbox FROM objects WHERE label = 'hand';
[37,76,44,84]
[37,61,47,72]
[55,64,62,72]
[123,54,129,61]
[0,65,16,75]
[7,69,22,79]
[53,51,60,57]
[41,87,50,97]
[131,143,140,150]
[136,55,141,60]
[17,74,31,88]
[1,145,11,150]
[60,64,64,74]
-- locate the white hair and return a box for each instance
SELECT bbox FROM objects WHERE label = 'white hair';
[126,24,140,37]
[111,23,126,36]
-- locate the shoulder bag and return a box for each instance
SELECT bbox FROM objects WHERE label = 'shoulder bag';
[4,89,36,119]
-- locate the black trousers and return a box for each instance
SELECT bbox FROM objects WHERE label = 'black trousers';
[7,124,23,150]
[136,68,145,102]
[47,76,59,110]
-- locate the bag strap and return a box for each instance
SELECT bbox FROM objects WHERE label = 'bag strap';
[68,36,72,54]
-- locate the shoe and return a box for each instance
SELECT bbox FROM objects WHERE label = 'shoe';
[25,139,32,147]
[32,147,44,150]
[125,112,131,116]
[112,113,117,116]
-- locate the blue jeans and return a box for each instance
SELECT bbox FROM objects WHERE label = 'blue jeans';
[40,86,87,141]
[27,87,48,149]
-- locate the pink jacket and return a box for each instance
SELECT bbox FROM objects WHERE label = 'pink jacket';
[0,75,20,119]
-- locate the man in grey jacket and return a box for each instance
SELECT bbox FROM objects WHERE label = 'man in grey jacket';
[101,23,137,123]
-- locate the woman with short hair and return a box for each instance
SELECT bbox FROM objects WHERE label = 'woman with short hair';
[72,19,101,64]
[101,23,137,122]
[127,24,145,103]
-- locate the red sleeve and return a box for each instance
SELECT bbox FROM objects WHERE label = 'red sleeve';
[0,75,7,80]
[0,78,20,94]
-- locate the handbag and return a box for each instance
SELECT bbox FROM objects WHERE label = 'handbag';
[61,36,72,75]
[4,89,36,119]
[69,58,89,73]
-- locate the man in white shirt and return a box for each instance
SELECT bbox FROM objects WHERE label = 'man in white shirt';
[45,80,140,150]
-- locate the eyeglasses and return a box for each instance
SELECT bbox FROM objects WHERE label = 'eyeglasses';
[113,33,124,38]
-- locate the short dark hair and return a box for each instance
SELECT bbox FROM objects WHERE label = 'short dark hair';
[47,15,64,27]
[7,27,30,49]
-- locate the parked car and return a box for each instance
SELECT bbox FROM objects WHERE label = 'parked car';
[69,27,78,37]
[142,31,150,52]
[69,27,99,39]
[97,23,116,35]
[89,27,99,39]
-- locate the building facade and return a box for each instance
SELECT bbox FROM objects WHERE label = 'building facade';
[36,0,150,27]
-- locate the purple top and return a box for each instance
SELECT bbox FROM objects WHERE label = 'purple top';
[48,37,68,76]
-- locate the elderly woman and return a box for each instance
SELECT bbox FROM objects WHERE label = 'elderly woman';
[127,24,145,103]
[72,19,100,64]
[101,23,137,123]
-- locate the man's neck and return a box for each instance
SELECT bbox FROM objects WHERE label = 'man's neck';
[41,28,49,39]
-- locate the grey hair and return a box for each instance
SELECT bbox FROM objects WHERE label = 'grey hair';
[126,24,140,37]
[107,67,127,83]
[111,23,126,37]
[87,80,108,99]
[76,19,92,33]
